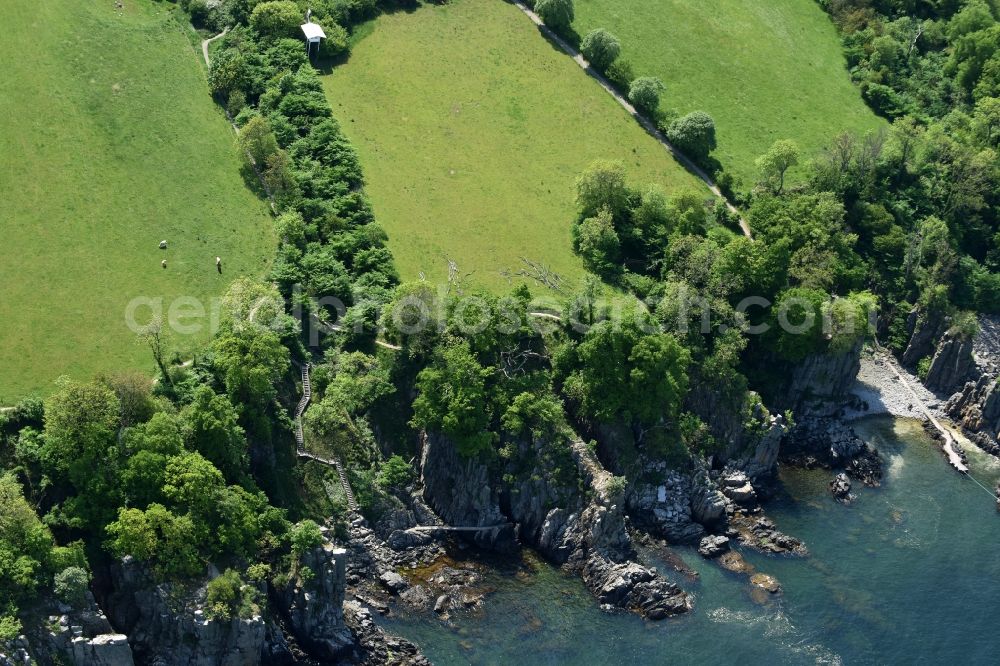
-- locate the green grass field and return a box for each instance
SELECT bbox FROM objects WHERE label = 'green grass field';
[575,0,885,184]
[321,0,704,292]
[0,0,274,401]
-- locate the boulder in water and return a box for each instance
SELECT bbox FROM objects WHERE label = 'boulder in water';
[698,534,730,558]
[830,473,853,503]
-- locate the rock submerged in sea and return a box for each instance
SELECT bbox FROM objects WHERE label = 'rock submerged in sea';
[749,573,782,594]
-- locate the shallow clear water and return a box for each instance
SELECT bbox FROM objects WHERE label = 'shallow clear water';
[379,418,1000,664]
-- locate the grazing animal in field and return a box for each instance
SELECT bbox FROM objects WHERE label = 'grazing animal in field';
[161,260,167,269]
[159,240,167,249]
[216,256,222,273]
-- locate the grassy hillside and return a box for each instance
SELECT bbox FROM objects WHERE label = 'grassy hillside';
[575,0,885,184]
[0,0,274,400]
[321,0,704,292]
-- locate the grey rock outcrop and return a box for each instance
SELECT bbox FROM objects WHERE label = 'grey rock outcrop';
[690,472,727,527]
[418,430,692,620]
[275,541,352,661]
[947,374,1000,456]
[104,558,276,666]
[2,596,136,666]
[419,432,517,551]
[830,473,852,503]
[627,465,705,544]
[924,331,975,394]
[939,315,1000,457]
[786,341,863,408]
[734,413,786,481]
[697,535,730,558]
[684,379,784,481]
[582,559,690,620]
[342,602,429,665]
[781,416,882,487]
[378,571,408,593]
[902,308,944,367]
[69,634,134,666]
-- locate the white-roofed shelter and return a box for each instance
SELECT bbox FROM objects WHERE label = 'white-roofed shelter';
[301,21,326,57]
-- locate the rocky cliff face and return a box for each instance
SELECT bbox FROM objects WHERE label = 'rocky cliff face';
[924,331,975,395]
[947,374,1000,456]
[274,539,352,661]
[1,594,134,666]
[936,315,1000,457]
[627,464,708,544]
[901,308,944,367]
[418,432,517,552]
[786,341,863,411]
[418,431,691,619]
[683,379,786,481]
[103,559,284,666]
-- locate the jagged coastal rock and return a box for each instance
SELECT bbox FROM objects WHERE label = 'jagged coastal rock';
[419,432,518,552]
[830,473,853,503]
[0,595,135,666]
[417,432,694,620]
[103,558,278,666]
[947,376,1000,456]
[274,540,353,660]
[787,343,863,405]
[698,535,730,558]
[782,417,883,486]
[924,331,975,395]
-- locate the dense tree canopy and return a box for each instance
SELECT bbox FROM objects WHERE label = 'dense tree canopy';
[581,28,621,71]
[628,76,665,116]
[412,339,495,457]
[535,0,575,32]
[665,111,717,162]
[561,315,691,426]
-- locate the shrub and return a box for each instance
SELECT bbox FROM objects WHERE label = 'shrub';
[573,206,621,277]
[534,0,575,33]
[950,310,980,339]
[917,356,932,381]
[605,59,635,91]
[227,90,247,117]
[606,475,627,497]
[628,76,665,116]
[581,29,620,72]
[250,1,302,39]
[0,616,21,642]
[246,563,271,582]
[376,455,413,490]
[319,23,351,58]
[289,519,324,557]
[188,0,210,27]
[861,81,912,119]
[665,111,717,162]
[205,569,258,621]
[53,566,90,607]
[236,115,279,165]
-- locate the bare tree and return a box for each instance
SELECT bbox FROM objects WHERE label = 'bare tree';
[138,315,172,387]
[501,257,566,294]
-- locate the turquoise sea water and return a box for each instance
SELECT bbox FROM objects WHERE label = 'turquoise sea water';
[378,418,1000,664]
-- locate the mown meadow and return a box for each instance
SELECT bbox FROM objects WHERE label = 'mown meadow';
[321,0,705,292]
[574,0,885,184]
[0,0,274,400]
